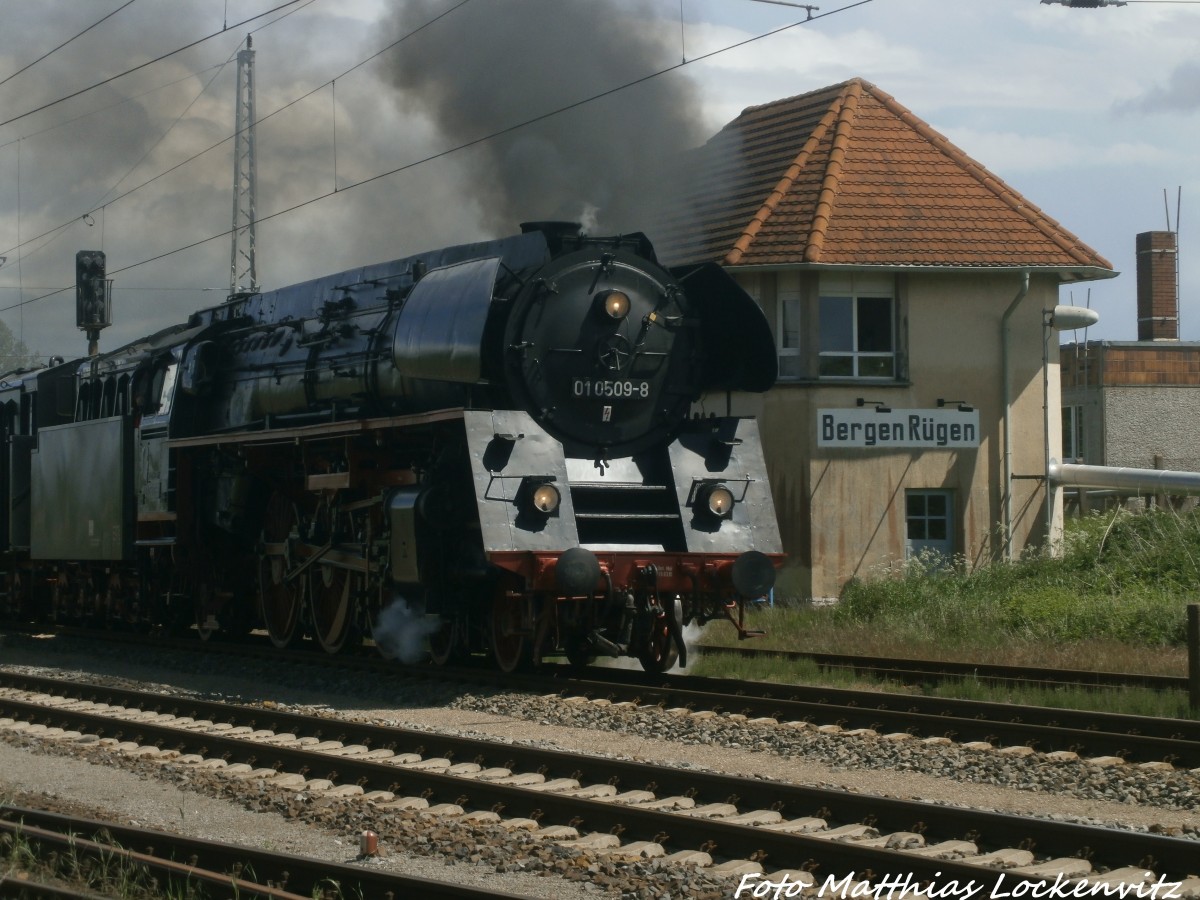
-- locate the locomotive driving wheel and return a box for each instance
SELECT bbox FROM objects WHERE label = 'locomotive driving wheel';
[194,581,219,641]
[430,613,470,666]
[189,546,220,641]
[490,593,531,674]
[258,492,305,649]
[638,595,682,674]
[309,564,361,654]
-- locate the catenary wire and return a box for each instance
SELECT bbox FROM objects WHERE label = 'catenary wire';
[0,63,227,153]
[0,0,318,154]
[0,0,473,265]
[0,1,304,131]
[0,0,138,90]
[0,0,324,272]
[0,0,875,318]
[16,51,242,271]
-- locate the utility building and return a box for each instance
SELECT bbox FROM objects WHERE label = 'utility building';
[653,79,1114,601]
[1061,231,1200,482]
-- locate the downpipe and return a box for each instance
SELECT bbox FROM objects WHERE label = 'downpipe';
[1001,271,1030,561]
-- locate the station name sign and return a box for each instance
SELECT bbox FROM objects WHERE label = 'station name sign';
[818,408,981,449]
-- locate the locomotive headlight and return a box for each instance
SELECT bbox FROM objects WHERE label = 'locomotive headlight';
[696,483,735,520]
[706,485,734,517]
[518,477,562,522]
[532,482,561,514]
[600,290,631,320]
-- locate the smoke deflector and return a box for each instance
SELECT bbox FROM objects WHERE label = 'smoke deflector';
[671,262,778,393]
[391,256,502,383]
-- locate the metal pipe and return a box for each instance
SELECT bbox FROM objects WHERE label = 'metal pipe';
[1042,310,1053,546]
[1048,459,1200,493]
[1043,305,1101,551]
[1001,271,1030,560]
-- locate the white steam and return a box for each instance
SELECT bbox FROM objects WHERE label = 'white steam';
[677,621,708,673]
[578,203,600,235]
[596,620,708,672]
[373,597,440,665]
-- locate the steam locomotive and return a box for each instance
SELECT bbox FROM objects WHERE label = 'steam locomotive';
[0,223,782,672]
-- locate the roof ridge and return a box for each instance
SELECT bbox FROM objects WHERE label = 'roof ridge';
[861,80,1109,269]
[736,77,864,118]
[805,79,861,263]
[724,81,855,266]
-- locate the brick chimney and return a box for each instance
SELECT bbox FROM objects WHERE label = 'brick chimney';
[1136,230,1178,341]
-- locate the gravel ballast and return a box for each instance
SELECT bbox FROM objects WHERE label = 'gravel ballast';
[2,630,1198,898]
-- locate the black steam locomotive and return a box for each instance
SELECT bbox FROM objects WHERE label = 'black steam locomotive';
[0,223,782,672]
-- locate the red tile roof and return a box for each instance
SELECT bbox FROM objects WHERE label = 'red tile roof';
[652,79,1113,276]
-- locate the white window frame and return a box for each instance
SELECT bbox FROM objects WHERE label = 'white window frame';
[776,271,802,380]
[1061,404,1085,462]
[818,274,896,380]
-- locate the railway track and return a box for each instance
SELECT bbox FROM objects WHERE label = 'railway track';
[2,670,1199,898]
[694,645,1190,692]
[9,620,1189,692]
[539,663,1200,767]
[0,804,526,899]
[7,626,1200,766]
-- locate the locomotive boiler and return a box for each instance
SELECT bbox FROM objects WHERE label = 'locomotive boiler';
[0,222,782,672]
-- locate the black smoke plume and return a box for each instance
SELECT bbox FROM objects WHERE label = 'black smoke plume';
[381,0,706,237]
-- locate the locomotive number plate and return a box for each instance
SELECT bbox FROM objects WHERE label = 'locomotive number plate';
[572,378,650,399]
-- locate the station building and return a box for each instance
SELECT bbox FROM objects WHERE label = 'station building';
[652,78,1115,601]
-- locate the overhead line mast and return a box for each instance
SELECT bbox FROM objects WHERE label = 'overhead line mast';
[230,35,258,298]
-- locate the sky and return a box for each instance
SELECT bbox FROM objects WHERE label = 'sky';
[0,0,1197,363]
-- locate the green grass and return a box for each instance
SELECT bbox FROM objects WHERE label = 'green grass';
[696,507,1200,718]
[0,823,205,899]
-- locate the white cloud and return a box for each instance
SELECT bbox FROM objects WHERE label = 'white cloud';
[942,128,1175,174]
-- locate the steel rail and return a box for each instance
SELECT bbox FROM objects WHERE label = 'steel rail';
[693,645,1188,692]
[0,805,527,899]
[0,697,1141,890]
[0,883,103,899]
[5,626,1200,764]
[523,664,1200,764]
[4,626,1199,763]
[0,816,307,899]
[2,674,1198,882]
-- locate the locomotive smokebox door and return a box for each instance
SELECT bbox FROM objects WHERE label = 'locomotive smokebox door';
[75,250,112,331]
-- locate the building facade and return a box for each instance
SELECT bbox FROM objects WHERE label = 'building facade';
[653,79,1114,601]
[1061,231,1200,480]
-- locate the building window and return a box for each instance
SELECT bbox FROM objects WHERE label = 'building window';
[1061,405,1084,462]
[819,292,895,378]
[777,272,802,379]
[905,489,954,563]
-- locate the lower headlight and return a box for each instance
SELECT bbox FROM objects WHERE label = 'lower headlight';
[697,483,734,519]
[706,485,734,517]
[532,483,561,514]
